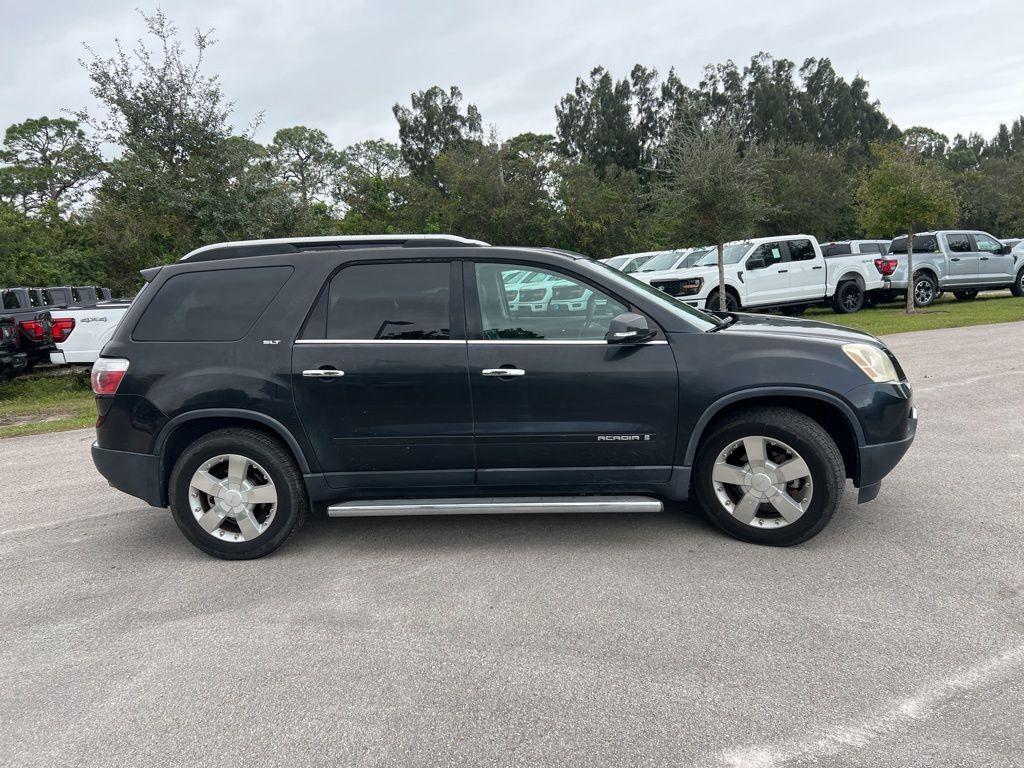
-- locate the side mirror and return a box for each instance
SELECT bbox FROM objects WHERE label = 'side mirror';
[1000,244,1012,255]
[606,312,657,344]
[746,256,766,270]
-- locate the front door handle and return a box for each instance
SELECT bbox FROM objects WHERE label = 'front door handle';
[482,368,526,377]
[777,269,788,273]
[303,369,345,378]
[950,257,961,261]
[812,265,823,270]
[980,256,990,261]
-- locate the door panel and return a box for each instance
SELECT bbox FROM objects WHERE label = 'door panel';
[973,233,1014,283]
[743,243,789,305]
[785,239,822,300]
[467,261,679,485]
[945,233,978,284]
[468,342,678,483]
[292,260,474,489]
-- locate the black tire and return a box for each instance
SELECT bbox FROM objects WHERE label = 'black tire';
[168,428,309,559]
[953,290,979,302]
[779,305,807,316]
[832,281,864,314]
[912,271,938,307]
[1011,267,1024,298]
[705,289,740,312]
[693,407,845,546]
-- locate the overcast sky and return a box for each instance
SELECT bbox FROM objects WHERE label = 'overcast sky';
[2,0,1023,149]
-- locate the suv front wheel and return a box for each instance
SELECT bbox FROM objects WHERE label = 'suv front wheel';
[693,407,845,546]
[168,428,309,559]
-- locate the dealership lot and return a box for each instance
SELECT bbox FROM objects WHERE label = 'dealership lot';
[1,322,1022,767]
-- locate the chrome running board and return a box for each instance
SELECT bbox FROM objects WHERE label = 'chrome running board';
[327,496,663,517]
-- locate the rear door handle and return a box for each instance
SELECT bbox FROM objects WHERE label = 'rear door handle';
[950,257,960,261]
[777,269,788,273]
[482,368,526,377]
[980,256,990,261]
[812,265,823,270]
[303,369,344,378]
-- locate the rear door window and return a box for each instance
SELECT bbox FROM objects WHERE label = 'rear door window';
[858,243,883,254]
[323,262,451,340]
[822,243,852,257]
[133,266,293,341]
[946,234,972,253]
[786,239,817,261]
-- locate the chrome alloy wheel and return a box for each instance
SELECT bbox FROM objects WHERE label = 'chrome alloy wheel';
[188,454,277,542]
[914,278,935,306]
[711,436,813,529]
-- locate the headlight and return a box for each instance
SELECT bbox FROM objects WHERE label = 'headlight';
[842,343,899,383]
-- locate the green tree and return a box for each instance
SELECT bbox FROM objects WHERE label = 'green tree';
[855,143,960,313]
[392,86,482,180]
[759,142,854,238]
[0,117,102,216]
[268,126,340,208]
[333,140,408,233]
[653,125,767,310]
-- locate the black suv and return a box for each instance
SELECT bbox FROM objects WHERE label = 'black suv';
[91,235,917,559]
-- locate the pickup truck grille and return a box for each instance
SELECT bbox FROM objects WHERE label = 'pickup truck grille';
[552,284,586,300]
[519,288,546,302]
[651,280,685,297]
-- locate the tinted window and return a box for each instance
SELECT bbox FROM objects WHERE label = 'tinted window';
[822,243,852,257]
[326,262,450,340]
[133,266,293,342]
[750,243,784,267]
[946,234,971,253]
[475,263,627,340]
[786,239,816,261]
[858,242,883,254]
[974,233,1001,252]
[889,235,937,253]
[1,292,19,310]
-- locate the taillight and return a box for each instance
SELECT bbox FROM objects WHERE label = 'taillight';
[91,358,130,395]
[20,319,46,341]
[51,317,76,343]
[874,258,897,277]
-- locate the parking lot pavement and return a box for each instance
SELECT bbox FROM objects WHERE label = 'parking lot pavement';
[1,322,1022,768]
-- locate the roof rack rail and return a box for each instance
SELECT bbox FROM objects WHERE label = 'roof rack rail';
[180,234,489,263]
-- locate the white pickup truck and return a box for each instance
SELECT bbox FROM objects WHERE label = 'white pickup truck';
[635,234,887,314]
[48,299,133,365]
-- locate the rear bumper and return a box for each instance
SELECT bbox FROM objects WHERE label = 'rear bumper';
[49,351,67,366]
[855,406,917,502]
[91,442,165,508]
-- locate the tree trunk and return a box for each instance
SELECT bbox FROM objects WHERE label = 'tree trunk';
[905,231,915,314]
[717,241,727,312]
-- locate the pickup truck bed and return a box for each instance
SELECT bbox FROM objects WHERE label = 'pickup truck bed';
[48,301,133,365]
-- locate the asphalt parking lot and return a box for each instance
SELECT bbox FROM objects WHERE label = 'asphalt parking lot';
[1,321,1022,768]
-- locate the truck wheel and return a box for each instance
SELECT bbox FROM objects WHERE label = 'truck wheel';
[168,428,309,559]
[693,407,844,546]
[1011,267,1024,298]
[913,272,938,307]
[705,289,739,312]
[953,290,979,301]
[832,281,864,314]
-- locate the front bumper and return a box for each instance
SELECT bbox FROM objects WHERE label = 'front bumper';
[92,441,165,508]
[854,405,917,502]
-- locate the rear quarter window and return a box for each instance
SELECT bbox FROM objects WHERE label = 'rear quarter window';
[822,243,852,257]
[133,266,293,341]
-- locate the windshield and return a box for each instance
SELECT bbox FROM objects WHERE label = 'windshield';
[696,243,750,267]
[638,251,680,272]
[604,255,630,269]
[681,248,711,267]
[588,260,719,332]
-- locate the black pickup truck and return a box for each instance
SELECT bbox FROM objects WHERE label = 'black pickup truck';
[0,315,27,378]
[0,288,56,368]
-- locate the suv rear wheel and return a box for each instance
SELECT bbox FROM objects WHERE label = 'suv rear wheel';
[693,407,844,546]
[168,428,309,559]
